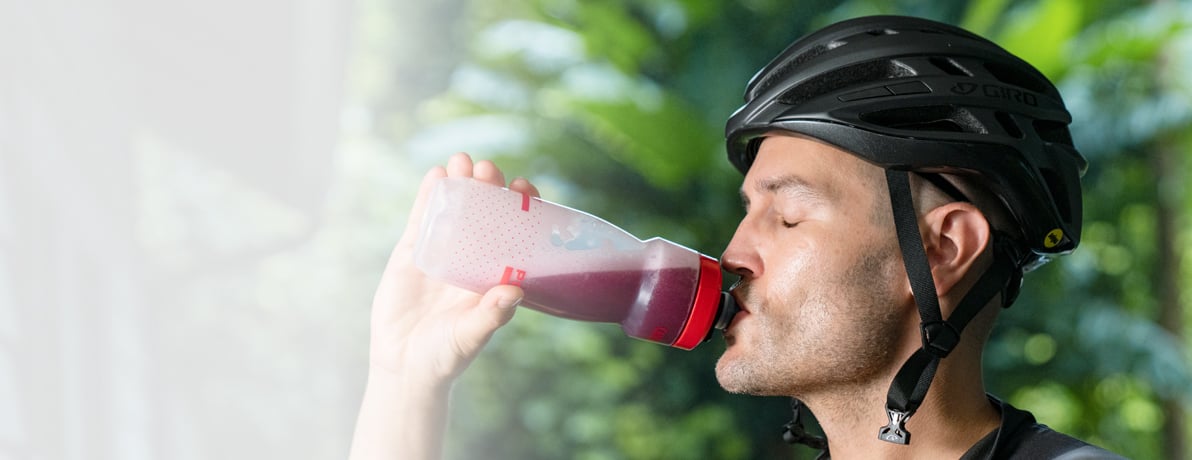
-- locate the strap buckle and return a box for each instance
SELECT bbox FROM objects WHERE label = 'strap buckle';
[781,398,828,451]
[878,408,911,445]
[920,320,960,358]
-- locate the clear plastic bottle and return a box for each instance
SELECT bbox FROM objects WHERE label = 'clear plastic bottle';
[414,177,737,349]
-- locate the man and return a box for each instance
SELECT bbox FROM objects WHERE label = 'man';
[351,15,1123,459]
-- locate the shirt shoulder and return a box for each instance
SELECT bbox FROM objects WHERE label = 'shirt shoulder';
[987,397,1126,460]
[999,423,1126,460]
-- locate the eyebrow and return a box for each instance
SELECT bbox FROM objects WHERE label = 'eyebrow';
[740,175,832,209]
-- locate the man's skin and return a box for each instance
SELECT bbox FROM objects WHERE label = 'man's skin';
[351,133,1009,459]
[717,133,1001,458]
[349,154,535,460]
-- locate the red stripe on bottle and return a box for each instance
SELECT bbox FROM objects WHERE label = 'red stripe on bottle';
[500,266,525,286]
[671,255,722,350]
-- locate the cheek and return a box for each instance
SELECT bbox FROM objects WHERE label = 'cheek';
[759,243,826,329]
[763,234,832,300]
[761,249,812,310]
[763,232,901,331]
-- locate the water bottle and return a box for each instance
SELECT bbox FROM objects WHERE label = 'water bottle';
[414,177,738,350]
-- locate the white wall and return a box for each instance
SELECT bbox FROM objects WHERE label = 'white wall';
[0,1,424,458]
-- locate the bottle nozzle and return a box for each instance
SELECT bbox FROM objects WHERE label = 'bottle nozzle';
[705,291,739,342]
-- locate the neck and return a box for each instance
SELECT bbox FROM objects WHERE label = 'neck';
[799,349,1000,459]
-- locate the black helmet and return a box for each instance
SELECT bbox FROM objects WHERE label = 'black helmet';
[724,15,1087,451]
[725,15,1086,265]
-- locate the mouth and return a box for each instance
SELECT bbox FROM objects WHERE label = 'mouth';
[729,288,751,314]
[722,293,750,341]
[728,308,749,328]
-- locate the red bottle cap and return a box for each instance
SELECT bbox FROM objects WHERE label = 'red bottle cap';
[671,255,722,350]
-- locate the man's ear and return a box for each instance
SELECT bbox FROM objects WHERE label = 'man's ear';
[920,202,991,299]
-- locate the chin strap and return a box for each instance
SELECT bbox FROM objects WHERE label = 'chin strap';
[878,170,1024,445]
[778,170,1026,451]
[782,398,828,455]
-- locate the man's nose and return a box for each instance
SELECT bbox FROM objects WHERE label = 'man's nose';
[720,221,761,279]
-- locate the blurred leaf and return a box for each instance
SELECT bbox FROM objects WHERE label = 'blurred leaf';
[960,0,1011,35]
[995,0,1083,79]
[569,93,720,190]
[1071,6,1188,67]
[574,2,657,74]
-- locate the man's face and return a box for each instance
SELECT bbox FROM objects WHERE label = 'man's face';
[715,134,912,397]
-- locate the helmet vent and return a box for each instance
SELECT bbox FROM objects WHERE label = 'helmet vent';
[790,45,829,66]
[995,111,1024,138]
[984,61,1054,97]
[749,45,829,99]
[1033,119,1074,146]
[928,57,972,77]
[777,59,914,106]
[860,105,988,134]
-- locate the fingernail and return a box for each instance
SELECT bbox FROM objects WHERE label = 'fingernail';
[499,295,523,309]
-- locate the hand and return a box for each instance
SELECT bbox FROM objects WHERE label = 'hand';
[369,153,540,386]
[351,153,538,460]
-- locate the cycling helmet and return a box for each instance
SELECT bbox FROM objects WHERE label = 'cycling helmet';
[726,15,1086,263]
[723,15,1086,451]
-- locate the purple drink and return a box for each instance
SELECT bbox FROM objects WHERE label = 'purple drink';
[518,267,699,345]
[415,177,731,349]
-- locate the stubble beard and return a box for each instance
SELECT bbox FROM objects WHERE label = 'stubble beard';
[715,245,905,398]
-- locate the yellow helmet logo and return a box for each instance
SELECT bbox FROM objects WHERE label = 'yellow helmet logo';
[1043,229,1064,249]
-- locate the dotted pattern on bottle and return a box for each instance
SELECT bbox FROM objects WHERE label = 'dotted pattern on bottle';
[438,179,535,291]
[416,177,704,337]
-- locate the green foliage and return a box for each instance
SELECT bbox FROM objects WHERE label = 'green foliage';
[960,0,1012,35]
[392,0,1192,458]
[997,0,1082,78]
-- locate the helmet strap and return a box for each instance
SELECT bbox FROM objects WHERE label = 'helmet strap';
[782,398,829,454]
[878,170,1021,445]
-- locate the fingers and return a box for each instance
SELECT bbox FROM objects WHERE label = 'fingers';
[509,177,541,198]
[452,285,522,357]
[443,152,533,192]
[400,151,538,246]
[399,166,449,246]
[445,152,475,178]
[473,160,506,187]
[401,153,478,245]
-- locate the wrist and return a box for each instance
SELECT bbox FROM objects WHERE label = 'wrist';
[350,364,453,460]
[366,362,453,398]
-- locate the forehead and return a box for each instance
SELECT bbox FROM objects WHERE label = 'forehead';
[742,134,881,199]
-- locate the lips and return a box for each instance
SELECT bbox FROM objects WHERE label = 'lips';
[729,289,751,314]
[725,295,750,333]
[722,289,750,343]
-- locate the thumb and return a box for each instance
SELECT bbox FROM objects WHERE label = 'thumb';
[453,285,522,356]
